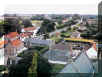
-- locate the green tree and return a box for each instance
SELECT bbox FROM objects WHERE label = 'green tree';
[28,52,37,77]
[9,51,34,77]
[22,19,32,28]
[4,17,21,34]
[38,19,55,34]
[37,54,52,77]
[0,21,4,36]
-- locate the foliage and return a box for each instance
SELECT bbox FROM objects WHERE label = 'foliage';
[0,65,6,72]
[9,51,34,77]
[22,19,33,28]
[72,14,81,20]
[61,32,71,38]
[37,19,55,34]
[56,20,76,29]
[39,46,49,54]
[50,64,65,73]
[31,15,45,20]
[51,35,62,44]
[81,24,98,39]
[0,21,4,36]
[28,52,37,77]
[4,17,21,34]
[37,54,52,77]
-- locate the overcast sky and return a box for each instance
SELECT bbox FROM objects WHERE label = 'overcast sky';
[0,0,101,15]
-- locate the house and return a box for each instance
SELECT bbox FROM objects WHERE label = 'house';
[21,27,40,37]
[4,39,27,65]
[44,43,72,64]
[62,18,69,23]
[0,36,8,65]
[22,27,36,32]
[5,34,26,56]
[4,32,27,65]
[71,31,81,38]
[87,19,97,25]
[6,32,19,41]
[20,32,31,41]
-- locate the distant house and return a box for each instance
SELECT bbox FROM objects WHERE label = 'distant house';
[87,19,97,25]
[6,32,19,41]
[62,18,69,23]
[20,32,32,41]
[22,27,36,32]
[78,25,86,31]
[21,27,40,37]
[71,31,81,38]
[0,16,4,21]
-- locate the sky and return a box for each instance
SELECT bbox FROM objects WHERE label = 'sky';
[0,0,101,15]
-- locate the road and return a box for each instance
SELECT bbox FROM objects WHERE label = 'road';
[49,19,82,37]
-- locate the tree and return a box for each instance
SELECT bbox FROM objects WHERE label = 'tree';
[4,17,21,34]
[22,19,32,28]
[8,50,52,77]
[37,19,55,34]
[0,21,4,36]
[9,51,34,77]
[37,54,52,77]
[72,14,81,20]
[28,52,37,77]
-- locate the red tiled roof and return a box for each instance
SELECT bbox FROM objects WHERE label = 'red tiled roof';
[11,39,22,47]
[0,40,8,48]
[6,32,19,38]
[20,32,33,37]
[20,33,28,37]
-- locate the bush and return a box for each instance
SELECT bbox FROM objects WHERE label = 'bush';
[0,65,6,72]
[39,46,49,54]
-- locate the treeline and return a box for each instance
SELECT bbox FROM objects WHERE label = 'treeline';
[0,16,33,36]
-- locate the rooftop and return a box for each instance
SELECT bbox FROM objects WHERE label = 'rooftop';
[6,32,19,39]
[23,27,36,31]
[11,39,22,47]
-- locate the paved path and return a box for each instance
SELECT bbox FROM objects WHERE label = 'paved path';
[49,20,82,36]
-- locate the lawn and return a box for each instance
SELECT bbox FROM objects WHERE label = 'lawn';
[60,30,71,38]
[50,64,65,73]
[61,32,71,37]
[18,46,49,57]
[51,36,62,44]
[31,20,42,26]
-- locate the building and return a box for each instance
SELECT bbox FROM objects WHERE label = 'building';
[6,32,19,41]
[71,31,81,38]
[21,27,40,37]
[64,38,97,60]
[58,52,94,76]
[43,43,76,64]
[0,36,8,65]
[87,19,97,25]
[24,38,53,47]
[4,32,27,65]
